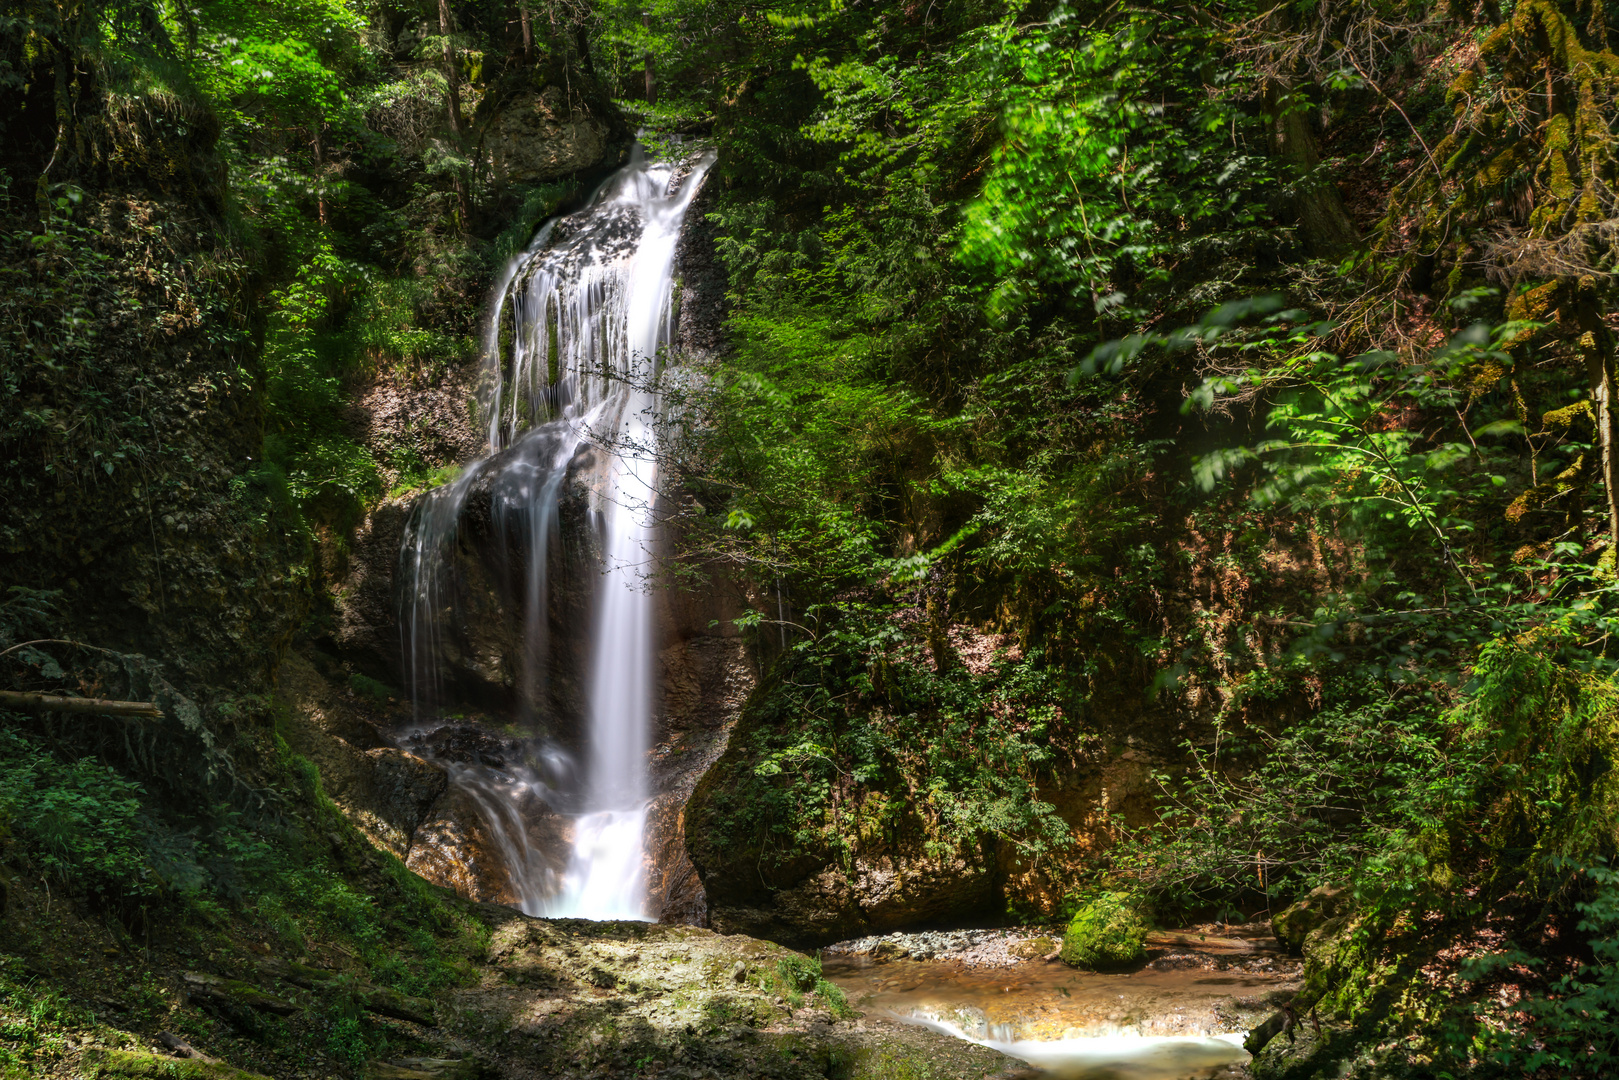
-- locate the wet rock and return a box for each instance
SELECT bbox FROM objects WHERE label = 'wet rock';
[648,629,755,925]
[407,786,519,904]
[409,724,519,767]
[673,177,729,360]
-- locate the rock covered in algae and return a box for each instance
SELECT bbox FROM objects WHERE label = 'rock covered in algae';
[1059,892,1148,970]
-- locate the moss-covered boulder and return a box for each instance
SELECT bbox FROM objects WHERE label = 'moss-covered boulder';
[1059,893,1148,969]
[1272,884,1350,954]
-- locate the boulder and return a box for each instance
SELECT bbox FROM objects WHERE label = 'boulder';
[1272,884,1350,954]
[1059,893,1148,969]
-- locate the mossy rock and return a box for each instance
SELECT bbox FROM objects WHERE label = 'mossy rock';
[1059,892,1147,969]
[84,1049,275,1080]
[1008,936,1058,960]
[1271,885,1349,955]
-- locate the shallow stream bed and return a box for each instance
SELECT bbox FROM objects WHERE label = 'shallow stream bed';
[822,924,1302,1079]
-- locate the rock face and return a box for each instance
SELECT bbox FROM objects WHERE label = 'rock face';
[477,74,631,188]
[689,831,1002,947]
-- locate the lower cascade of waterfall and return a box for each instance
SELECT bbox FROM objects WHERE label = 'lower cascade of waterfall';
[398,144,715,921]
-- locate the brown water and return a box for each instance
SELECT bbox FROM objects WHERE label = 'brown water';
[822,927,1300,1080]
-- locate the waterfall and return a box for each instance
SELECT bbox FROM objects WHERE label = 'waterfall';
[399,145,715,921]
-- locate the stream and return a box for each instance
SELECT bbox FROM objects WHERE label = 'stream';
[822,924,1300,1079]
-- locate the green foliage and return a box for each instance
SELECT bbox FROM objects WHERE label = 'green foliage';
[767,953,851,1015]
[698,609,1074,877]
[179,0,365,130]
[1112,694,1455,912]
[959,3,1280,321]
[1477,862,1619,1075]
[0,728,157,907]
[1059,892,1147,970]
[349,673,392,702]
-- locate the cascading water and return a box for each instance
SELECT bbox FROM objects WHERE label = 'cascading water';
[399,144,715,921]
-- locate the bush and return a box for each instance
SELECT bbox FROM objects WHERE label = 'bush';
[349,674,392,702]
[0,728,157,907]
[1060,892,1147,969]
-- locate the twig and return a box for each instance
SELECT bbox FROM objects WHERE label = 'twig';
[0,638,121,660]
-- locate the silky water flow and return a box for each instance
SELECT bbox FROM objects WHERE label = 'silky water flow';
[399,146,715,920]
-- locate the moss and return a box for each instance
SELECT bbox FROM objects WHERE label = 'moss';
[1059,892,1147,969]
[84,1049,276,1080]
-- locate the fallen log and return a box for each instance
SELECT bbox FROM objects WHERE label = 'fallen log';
[0,691,162,718]
[183,972,299,1016]
[259,957,437,1026]
[1143,930,1257,951]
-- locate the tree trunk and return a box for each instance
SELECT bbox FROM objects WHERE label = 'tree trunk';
[0,691,162,718]
[520,0,532,61]
[643,12,655,104]
[35,43,72,224]
[438,0,464,139]
[1574,286,1619,558]
[312,128,328,225]
[1260,8,1356,258]
[1265,78,1358,258]
[575,25,595,76]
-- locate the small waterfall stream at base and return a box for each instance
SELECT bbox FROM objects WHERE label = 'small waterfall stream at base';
[398,145,715,920]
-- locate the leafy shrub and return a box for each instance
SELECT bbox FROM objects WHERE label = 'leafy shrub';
[0,728,157,906]
[349,674,392,702]
[1060,892,1147,969]
[775,954,821,994]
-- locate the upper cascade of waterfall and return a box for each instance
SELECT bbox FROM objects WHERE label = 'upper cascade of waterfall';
[483,145,717,452]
